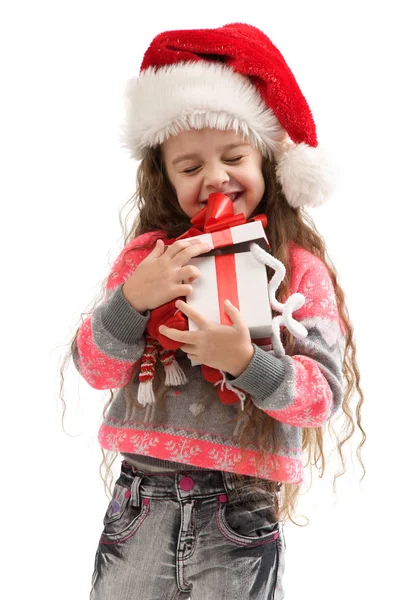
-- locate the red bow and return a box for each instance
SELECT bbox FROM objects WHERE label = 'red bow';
[170,193,267,244]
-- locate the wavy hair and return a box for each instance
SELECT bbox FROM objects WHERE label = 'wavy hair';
[59,145,366,526]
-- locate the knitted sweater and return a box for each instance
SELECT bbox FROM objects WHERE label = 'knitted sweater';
[72,231,345,484]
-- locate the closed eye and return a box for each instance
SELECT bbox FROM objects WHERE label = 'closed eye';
[182,156,243,174]
[224,156,243,163]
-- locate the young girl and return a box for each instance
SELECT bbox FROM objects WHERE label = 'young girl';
[65,23,365,600]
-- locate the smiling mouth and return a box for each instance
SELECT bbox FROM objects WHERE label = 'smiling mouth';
[201,192,243,204]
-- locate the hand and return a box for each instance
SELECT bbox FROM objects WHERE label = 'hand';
[158,299,255,377]
[122,238,211,312]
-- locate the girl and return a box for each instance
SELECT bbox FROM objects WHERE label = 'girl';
[62,23,365,600]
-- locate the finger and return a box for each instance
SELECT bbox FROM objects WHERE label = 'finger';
[178,264,201,283]
[175,299,209,327]
[224,299,244,328]
[165,238,204,260]
[174,283,194,297]
[172,240,213,268]
[180,343,197,354]
[158,325,197,344]
[150,238,165,258]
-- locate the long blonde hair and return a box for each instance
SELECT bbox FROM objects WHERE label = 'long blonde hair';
[58,145,366,526]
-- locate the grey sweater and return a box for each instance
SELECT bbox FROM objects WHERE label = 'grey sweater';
[72,234,345,483]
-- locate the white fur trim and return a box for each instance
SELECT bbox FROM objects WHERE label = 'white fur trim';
[119,61,285,160]
[275,142,335,208]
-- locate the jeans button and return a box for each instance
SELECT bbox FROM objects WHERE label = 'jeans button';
[179,476,194,491]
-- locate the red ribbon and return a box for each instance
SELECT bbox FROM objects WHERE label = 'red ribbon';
[172,193,268,243]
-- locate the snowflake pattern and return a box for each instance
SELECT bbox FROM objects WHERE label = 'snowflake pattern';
[284,459,303,483]
[208,447,243,471]
[104,430,128,452]
[248,454,284,481]
[164,439,202,462]
[128,432,160,453]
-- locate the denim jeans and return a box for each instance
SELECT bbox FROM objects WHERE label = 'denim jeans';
[90,460,286,599]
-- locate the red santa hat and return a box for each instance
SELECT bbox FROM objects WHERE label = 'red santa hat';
[119,23,333,208]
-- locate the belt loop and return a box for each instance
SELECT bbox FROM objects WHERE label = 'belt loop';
[130,474,143,507]
[221,471,235,494]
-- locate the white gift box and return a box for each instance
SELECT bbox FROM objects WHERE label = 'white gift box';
[185,220,273,365]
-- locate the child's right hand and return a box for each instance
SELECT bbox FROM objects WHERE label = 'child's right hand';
[122,238,211,313]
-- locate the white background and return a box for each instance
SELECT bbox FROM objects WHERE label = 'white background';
[1,0,396,598]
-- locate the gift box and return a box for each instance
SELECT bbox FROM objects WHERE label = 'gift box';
[185,219,272,366]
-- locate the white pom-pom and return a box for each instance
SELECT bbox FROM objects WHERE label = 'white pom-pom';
[276,143,335,208]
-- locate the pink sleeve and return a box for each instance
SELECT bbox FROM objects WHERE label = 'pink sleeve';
[72,234,160,390]
[229,248,346,428]
[264,260,345,427]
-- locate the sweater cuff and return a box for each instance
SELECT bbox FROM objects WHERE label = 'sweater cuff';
[101,284,151,345]
[226,344,285,400]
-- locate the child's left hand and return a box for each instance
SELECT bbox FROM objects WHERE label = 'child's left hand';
[158,299,254,378]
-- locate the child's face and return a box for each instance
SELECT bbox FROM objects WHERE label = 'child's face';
[162,128,265,219]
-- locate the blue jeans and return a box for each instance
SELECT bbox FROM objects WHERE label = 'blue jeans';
[90,461,286,599]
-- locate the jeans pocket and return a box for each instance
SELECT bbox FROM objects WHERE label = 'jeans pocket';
[100,480,150,545]
[216,494,280,547]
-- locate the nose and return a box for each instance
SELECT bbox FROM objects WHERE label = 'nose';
[203,163,230,191]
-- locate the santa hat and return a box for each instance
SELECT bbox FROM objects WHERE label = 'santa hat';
[119,22,334,208]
